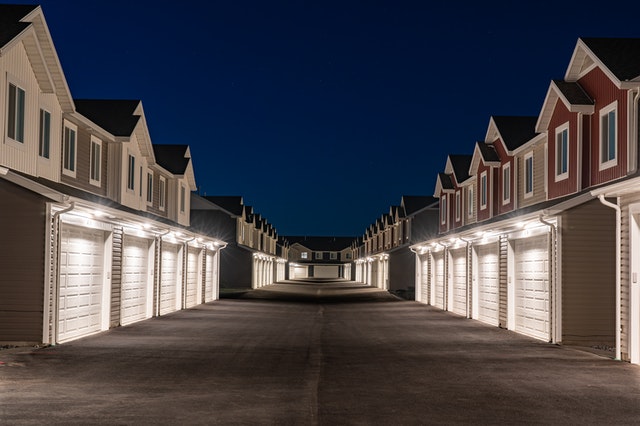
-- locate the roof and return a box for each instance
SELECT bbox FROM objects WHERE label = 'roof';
[478,142,500,163]
[74,99,141,136]
[581,37,640,82]
[201,196,244,216]
[286,236,355,252]
[438,173,454,190]
[491,116,539,152]
[401,196,438,216]
[552,80,593,105]
[153,144,190,175]
[0,4,37,48]
[449,155,472,184]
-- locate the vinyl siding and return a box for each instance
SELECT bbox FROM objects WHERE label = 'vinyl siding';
[517,142,547,208]
[0,179,46,343]
[548,100,580,199]
[60,125,108,195]
[110,227,123,327]
[619,192,640,360]
[561,199,616,347]
[499,235,508,328]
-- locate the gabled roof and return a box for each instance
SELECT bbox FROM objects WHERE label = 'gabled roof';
[401,195,438,216]
[153,144,190,174]
[433,173,454,197]
[74,99,141,137]
[445,154,473,185]
[536,80,595,132]
[201,196,244,216]
[566,38,640,87]
[469,141,501,174]
[487,116,539,153]
[286,236,355,252]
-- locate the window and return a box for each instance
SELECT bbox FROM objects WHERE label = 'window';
[127,154,135,190]
[467,186,474,218]
[146,172,153,204]
[63,122,77,177]
[346,253,352,259]
[180,185,186,213]
[38,109,51,158]
[502,163,510,204]
[455,191,461,221]
[315,252,323,259]
[480,171,487,210]
[330,252,337,260]
[159,177,166,211]
[89,137,101,186]
[555,124,569,180]
[301,252,308,259]
[139,166,143,197]
[600,102,617,169]
[440,195,447,224]
[524,153,533,197]
[7,82,25,143]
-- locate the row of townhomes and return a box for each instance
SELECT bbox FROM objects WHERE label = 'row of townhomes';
[0,5,278,346]
[286,236,354,280]
[411,37,640,365]
[353,196,439,296]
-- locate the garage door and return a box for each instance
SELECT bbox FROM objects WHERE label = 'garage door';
[433,251,445,309]
[315,265,339,278]
[185,247,200,308]
[450,248,467,316]
[121,235,151,325]
[476,243,499,326]
[205,251,216,302]
[515,235,550,341]
[420,255,429,304]
[160,242,180,316]
[58,224,105,342]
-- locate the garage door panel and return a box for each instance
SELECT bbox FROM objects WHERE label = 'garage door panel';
[433,252,445,309]
[514,235,549,341]
[122,235,151,325]
[450,249,467,316]
[185,247,200,308]
[160,243,180,315]
[476,243,499,326]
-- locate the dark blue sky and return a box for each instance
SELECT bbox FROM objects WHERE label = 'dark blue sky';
[17,1,640,236]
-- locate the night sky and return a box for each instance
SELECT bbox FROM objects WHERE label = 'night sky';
[13,1,640,236]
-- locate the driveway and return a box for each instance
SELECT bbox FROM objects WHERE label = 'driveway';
[2,281,640,425]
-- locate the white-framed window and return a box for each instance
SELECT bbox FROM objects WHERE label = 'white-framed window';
[599,101,617,170]
[301,252,308,259]
[467,186,474,218]
[6,82,25,143]
[524,152,533,198]
[555,123,569,181]
[315,252,323,259]
[330,252,337,260]
[502,162,511,205]
[38,109,51,158]
[480,171,487,210]
[139,166,143,197]
[127,154,135,191]
[159,177,166,211]
[455,190,461,221]
[440,195,447,225]
[180,184,186,213]
[146,172,153,204]
[62,121,77,177]
[89,137,101,186]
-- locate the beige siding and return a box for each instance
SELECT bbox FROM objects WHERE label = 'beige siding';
[60,125,108,195]
[619,192,640,359]
[499,235,508,328]
[517,142,547,208]
[465,182,477,225]
[110,227,123,328]
[561,199,616,347]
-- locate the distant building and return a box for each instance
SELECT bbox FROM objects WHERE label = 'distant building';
[286,236,354,279]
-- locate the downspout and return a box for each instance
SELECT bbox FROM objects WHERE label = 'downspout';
[51,202,76,345]
[155,229,170,316]
[538,215,555,344]
[598,195,622,361]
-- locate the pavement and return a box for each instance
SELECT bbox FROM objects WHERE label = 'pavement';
[2,279,640,425]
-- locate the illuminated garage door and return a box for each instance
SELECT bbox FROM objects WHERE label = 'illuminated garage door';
[476,243,499,326]
[205,251,216,302]
[160,242,180,316]
[315,265,339,278]
[514,235,550,341]
[121,235,151,325]
[58,224,105,342]
[432,251,445,309]
[185,247,201,308]
[292,266,307,279]
[450,248,467,316]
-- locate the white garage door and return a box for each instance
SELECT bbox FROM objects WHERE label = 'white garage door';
[58,224,105,342]
[205,251,216,302]
[420,255,429,304]
[315,265,339,278]
[160,242,180,316]
[450,248,467,316]
[476,243,500,326]
[515,235,550,341]
[433,251,445,309]
[185,247,200,308]
[121,235,151,325]
[292,266,307,279]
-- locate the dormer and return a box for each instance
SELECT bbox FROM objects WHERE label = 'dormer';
[444,155,473,228]
[470,142,500,222]
[152,144,196,226]
[434,172,454,233]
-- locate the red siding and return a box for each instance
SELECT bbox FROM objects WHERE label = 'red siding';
[439,192,448,234]
[548,100,579,199]
[579,67,628,185]
[476,163,492,222]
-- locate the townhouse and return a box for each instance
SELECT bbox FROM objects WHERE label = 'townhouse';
[353,195,439,294]
[0,5,224,345]
[287,236,354,280]
[414,37,640,364]
[190,195,287,289]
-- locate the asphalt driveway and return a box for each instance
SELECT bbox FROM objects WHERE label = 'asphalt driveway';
[2,281,640,425]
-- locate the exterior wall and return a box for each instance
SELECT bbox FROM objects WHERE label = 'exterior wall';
[439,192,449,233]
[619,192,640,360]
[493,140,515,215]
[388,247,415,293]
[464,182,477,225]
[499,235,508,328]
[60,124,109,195]
[110,226,123,328]
[561,199,616,347]
[219,244,252,289]
[517,141,547,208]
[547,100,580,199]
[0,179,46,343]
[476,163,493,222]
[579,66,628,185]
[119,134,149,211]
